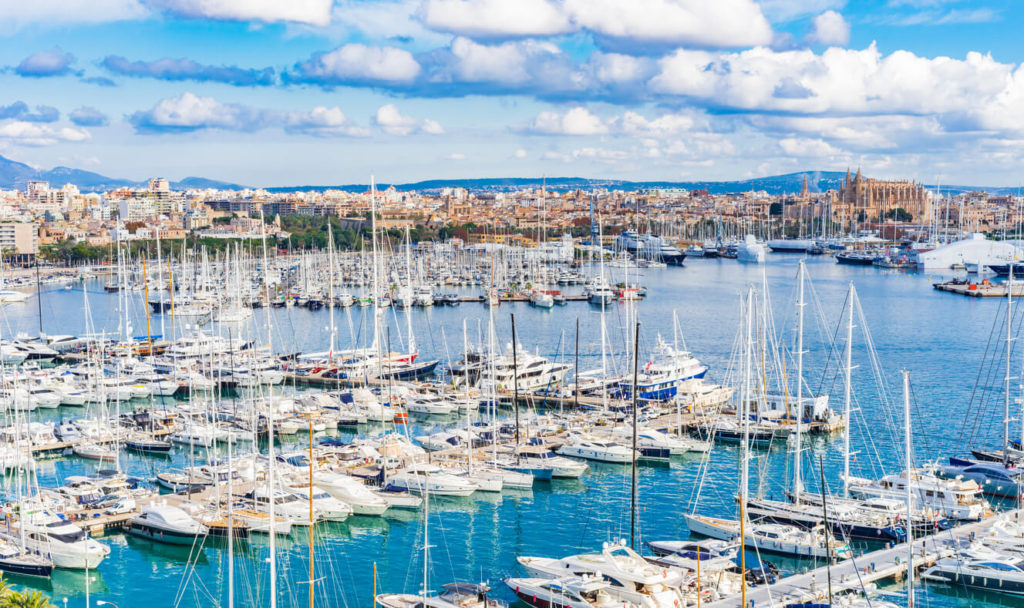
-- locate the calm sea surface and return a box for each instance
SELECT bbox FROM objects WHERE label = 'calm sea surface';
[1,255,1018,608]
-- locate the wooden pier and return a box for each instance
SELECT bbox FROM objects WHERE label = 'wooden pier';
[704,509,1022,607]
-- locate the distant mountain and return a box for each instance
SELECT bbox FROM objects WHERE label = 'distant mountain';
[0,153,1017,196]
[172,176,247,190]
[267,172,850,196]
[0,155,245,192]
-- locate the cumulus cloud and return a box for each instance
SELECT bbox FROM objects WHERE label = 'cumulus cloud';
[0,0,147,32]
[757,0,846,21]
[418,0,571,39]
[129,92,274,132]
[101,55,276,87]
[373,104,444,135]
[526,107,608,135]
[69,107,110,127]
[15,47,76,77]
[514,148,528,158]
[129,92,370,137]
[285,107,370,137]
[779,136,842,156]
[0,122,90,146]
[287,43,421,87]
[806,10,849,45]
[416,0,773,49]
[444,152,467,160]
[143,0,332,26]
[0,102,60,123]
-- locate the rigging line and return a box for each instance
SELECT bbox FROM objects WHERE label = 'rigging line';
[957,291,1009,445]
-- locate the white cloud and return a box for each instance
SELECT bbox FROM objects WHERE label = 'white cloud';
[418,0,571,39]
[144,0,333,26]
[444,152,467,160]
[0,121,90,146]
[286,107,370,137]
[806,10,849,45]
[778,136,842,156]
[572,146,629,161]
[757,0,846,21]
[566,0,773,49]
[373,104,444,135]
[647,44,1014,121]
[130,92,370,137]
[541,150,572,162]
[615,111,697,136]
[415,0,773,49]
[291,43,421,85]
[527,107,608,135]
[0,0,146,32]
[447,37,559,84]
[131,92,262,130]
[514,148,528,158]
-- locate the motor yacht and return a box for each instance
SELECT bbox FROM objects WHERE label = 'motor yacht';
[518,541,687,608]
[128,505,209,545]
[505,576,623,608]
[557,435,636,463]
[386,463,478,497]
[844,468,988,521]
[315,473,390,516]
[684,513,852,560]
[20,511,110,569]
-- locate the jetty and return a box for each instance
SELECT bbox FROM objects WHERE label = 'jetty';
[705,509,1023,607]
[933,279,1024,297]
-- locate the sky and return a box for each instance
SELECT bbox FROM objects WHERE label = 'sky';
[0,0,1023,187]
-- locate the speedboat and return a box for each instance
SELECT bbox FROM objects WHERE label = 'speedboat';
[513,446,588,478]
[645,539,737,572]
[684,513,852,560]
[288,485,354,522]
[129,505,208,545]
[505,576,621,608]
[315,473,390,515]
[557,435,636,463]
[923,551,1024,595]
[20,512,110,569]
[518,541,687,608]
[386,463,478,497]
[377,582,505,608]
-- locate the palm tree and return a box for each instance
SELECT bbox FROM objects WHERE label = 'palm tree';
[1,590,56,608]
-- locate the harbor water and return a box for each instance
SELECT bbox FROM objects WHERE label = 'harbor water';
[1,255,1015,607]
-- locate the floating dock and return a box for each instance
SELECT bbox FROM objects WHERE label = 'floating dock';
[933,280,1024,297]
[704,509,1022,607]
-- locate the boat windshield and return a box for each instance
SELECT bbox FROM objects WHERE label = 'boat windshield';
[48,529,86,543]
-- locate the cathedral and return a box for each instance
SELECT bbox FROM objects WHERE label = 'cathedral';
[836,168,929,220]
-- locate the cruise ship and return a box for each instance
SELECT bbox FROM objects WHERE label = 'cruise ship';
[614,230,686,265]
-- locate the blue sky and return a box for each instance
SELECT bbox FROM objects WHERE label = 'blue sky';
[1,0,1023,187]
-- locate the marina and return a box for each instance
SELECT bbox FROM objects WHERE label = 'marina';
[0,243,1012,608]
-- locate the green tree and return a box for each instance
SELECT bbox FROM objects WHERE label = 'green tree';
[884,207,913,222]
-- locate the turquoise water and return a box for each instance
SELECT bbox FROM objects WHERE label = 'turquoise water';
[1,256,1018,607]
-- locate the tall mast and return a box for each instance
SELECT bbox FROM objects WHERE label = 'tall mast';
[903,370,914,608]
[794,260,805,504]
[740,286,753,608]
[405,226,415,355]
[1006,266,1014,466]
[370,178,383,378]
[843,284,856,497]
[629,321,640,550]
[328,221,336,362]
[259,208,276,608]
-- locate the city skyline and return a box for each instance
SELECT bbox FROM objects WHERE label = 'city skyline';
[1,1,1023,186]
